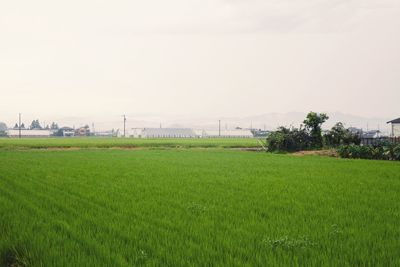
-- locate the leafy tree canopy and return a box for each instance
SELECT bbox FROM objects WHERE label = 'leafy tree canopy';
[51,122,59,130]
[0,122,7,131]
[303,112,329,148]
[30,119,42,130]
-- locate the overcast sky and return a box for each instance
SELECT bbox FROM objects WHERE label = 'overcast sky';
[1,0,399,126]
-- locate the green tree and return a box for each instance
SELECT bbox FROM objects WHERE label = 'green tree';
[303,112,329,148]
[30,119,42,130]
[266,126,311,152]
[50,122,59,130]
[0,122,7,131]
[0,122,7,137]
[324,122,360,146]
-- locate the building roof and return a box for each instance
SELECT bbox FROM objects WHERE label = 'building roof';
[387,118,400,124]
[59,127,74,131]
[362,130,381,138]
[203,130,254,137]
[128,128,143,136]
[347,127,362,134]
[7,129,51,136]
[143,128,196,137]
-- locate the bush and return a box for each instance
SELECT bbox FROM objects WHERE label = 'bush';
[267,127,311,152]
[393,146,400,160]
[266,113,360,153]
[338,142,400,161]
[324,122,360,147]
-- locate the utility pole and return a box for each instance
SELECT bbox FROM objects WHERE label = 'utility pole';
[18,113,21,139]
[218,120,221,137]
[122,115,127,137]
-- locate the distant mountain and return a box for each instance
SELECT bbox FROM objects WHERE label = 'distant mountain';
[165,112,392,134]
[4,112,391,134]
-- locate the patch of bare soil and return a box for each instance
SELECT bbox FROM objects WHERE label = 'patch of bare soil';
[11,146,143,151]
[108,146,142,150]
[229,147,263,152]
[291,150,338,157]
[41,147,82,151]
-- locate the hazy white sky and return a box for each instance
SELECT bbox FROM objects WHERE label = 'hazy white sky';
[1,0,399,125]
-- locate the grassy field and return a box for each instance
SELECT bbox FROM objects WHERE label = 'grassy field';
[0,137,259,149]
[1,141,400,266]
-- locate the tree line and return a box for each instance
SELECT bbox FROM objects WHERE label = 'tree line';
[266,112,360,152]
[265,112,400,160]
[13,120,59,130]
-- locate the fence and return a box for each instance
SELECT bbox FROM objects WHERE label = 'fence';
[361,137,400,146]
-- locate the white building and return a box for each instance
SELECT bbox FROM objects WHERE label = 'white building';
[193,129,205,138]
[58,127,75,137]
[94,131,115,137]
[202,129,254,138]
[387,118,400,137]
[142,128,196,138]
[128,128,144,138]
[362,130,381,139]
[122,128,254,138]
[7,129,51,138]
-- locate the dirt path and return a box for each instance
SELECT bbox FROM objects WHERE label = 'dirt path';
[291,150,338,157]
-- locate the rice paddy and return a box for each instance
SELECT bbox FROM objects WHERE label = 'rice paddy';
[0,138,399,266]
[0,137,259,150]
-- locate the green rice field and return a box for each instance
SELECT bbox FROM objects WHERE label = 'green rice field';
[0,138,400,266]
[0,137,259,150]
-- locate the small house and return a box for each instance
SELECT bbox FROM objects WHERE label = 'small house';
[387,118,400,137]
[362,130,381,139]
[56,127,75,137]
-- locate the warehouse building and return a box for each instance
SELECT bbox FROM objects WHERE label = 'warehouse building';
[124,128,254,138]
[142,128,196,138]
[202,129,254,138]
[7,129,51,138]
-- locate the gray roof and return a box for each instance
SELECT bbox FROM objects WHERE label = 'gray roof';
[387,118,400,124]
[60,127,74,130]
[362,130,380,138]
[348,127,362,134]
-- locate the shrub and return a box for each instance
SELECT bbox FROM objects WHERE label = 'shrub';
[266,112,361,153]
[303,112,329,148]
[266,127,311,152]
[338,143,400,161]
[393,146,400,160]
[324,122,361,147]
